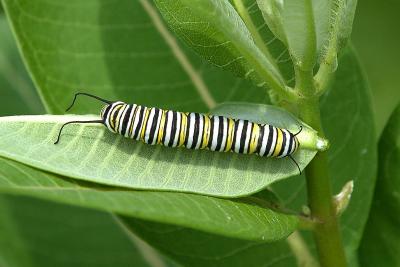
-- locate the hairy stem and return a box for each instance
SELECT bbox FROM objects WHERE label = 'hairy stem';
[297,68,347,267]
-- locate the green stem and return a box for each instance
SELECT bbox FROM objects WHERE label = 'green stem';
[297,69,347,267]
[306,152,347,267]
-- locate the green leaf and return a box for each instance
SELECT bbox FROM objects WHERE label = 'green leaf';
[0,194,162,267]
[0,103,318,197]
[0,156,298,242]
[311,0,331,59]
[119,215,297,267]
[231,0,295,87]
[359,104,400,266]
[334,0,357,51]
[318,0,357,68]
[118,190,317,267]
[255,0,285,47]
[271,45,377,260]
[154,0,296,99]
[0,15,43,115]
[2,0,270,114]
[256,0,316,70]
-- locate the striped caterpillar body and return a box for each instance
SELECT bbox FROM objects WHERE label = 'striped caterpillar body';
[55,93,302,172]
[101,101,300,158]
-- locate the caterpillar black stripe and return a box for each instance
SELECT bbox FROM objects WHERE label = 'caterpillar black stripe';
[54,93,302,173]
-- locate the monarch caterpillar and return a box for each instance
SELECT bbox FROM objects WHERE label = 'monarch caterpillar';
[55,93,303,173]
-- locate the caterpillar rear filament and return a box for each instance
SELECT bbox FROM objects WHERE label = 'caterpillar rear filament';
[54,93,302,173]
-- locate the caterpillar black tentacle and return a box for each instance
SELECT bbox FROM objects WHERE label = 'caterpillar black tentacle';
[66,92,112,112]
[54,120,103,145]
[55,93,302,173]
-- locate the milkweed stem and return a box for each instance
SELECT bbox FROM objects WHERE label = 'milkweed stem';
[297,69,347,267]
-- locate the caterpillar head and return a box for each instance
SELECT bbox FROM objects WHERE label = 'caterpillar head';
[100,101,124,121]
[286,126,302,175]
[100,104,109,121]
[289,125,302,155]
[291,133,300,154]
[101,101,127,133]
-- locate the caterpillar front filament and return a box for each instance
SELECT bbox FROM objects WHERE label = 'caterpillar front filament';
[55,93,302,172]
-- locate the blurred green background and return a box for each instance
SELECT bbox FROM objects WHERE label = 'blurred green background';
[352,0,400,135]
